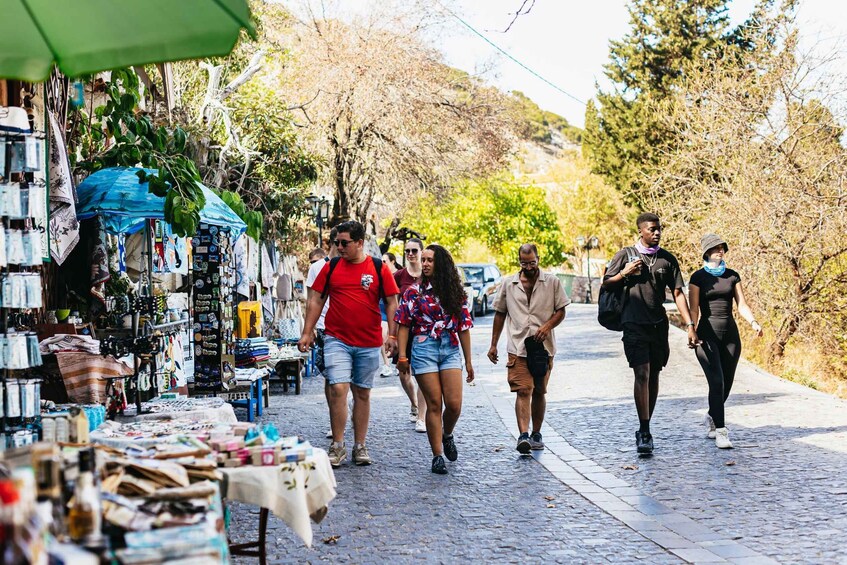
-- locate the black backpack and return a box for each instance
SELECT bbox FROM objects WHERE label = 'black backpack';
[320,256,385,300]
[597,247,634,331]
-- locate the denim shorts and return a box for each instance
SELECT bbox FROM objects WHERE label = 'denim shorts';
[323,335,381,389]
[411,334,462,375]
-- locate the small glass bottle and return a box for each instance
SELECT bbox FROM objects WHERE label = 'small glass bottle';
[67,448,103,547]
[35,455,66,540]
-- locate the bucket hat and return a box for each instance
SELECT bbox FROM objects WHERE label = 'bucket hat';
[700,233,728,257]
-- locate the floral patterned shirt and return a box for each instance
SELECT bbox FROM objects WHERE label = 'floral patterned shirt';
[394,282,473,346]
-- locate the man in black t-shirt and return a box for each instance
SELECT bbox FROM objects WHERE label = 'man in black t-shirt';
[602,213,699,454]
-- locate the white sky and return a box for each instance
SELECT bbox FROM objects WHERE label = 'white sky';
[276,0,847,127]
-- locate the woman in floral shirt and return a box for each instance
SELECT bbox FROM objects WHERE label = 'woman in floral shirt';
[396,244,474,474]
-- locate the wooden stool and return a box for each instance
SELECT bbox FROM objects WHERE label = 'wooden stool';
[275,358,303,395]
[229,507,269,564]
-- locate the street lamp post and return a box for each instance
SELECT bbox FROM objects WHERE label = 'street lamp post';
[305,194,331,247]
[577,235,600,303]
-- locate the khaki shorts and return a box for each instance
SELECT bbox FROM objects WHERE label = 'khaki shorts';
[506,354,553,394]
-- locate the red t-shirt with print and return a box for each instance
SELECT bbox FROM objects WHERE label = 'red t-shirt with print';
[310,256,400,347]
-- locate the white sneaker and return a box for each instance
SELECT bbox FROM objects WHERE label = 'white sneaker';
[379,364,393,377]
[715,427,733,449]
[705,414,716,439]
[409,406,418,422]
[414,419,426,433]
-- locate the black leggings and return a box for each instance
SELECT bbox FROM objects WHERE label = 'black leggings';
[695,323,741,429]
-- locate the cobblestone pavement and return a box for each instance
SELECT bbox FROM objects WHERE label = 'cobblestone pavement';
[229,304,847,563]
[537,305,847,564]
[228,320,680,562]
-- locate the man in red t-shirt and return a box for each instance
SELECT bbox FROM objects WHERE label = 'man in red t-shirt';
[298,220,400,467]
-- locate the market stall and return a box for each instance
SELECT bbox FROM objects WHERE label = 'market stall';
[70,166,246,414]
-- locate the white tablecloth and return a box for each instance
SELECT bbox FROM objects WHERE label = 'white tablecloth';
[221,449,337,547]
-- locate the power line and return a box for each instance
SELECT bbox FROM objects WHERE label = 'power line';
[435,1,587,106]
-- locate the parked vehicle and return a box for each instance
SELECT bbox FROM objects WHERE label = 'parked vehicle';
[458,263,502,316]
[457,266,475,320]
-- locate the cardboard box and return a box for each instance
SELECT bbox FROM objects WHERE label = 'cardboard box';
[251,447,281,466]
[210,437,244,452]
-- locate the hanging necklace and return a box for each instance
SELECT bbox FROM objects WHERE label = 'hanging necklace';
[641,253,657,270]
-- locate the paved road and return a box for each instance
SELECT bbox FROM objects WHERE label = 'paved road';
[229,304,847,563]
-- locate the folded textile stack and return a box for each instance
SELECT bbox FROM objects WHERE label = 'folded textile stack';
[39,334,101,354]
[235,337,270,368]
[234,367,270,384]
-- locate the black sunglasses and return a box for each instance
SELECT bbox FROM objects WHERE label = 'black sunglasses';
[404,248,419,255]
[333,239,355,247]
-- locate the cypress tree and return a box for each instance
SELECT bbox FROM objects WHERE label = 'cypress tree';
[584,0,772,207]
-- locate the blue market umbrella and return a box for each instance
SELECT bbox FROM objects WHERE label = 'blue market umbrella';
[76,167,246,236]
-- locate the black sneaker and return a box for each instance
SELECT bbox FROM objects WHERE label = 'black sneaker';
[516,432,531,454]
[431,455,448,474]
[636,431,654,454]
[529,432,545,450]
[442,434,458,462]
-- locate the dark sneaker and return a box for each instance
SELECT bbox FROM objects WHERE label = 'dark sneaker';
[636,431,654,454]
[516,432,531,454]
[431,455,448,474]
[529,432,545,450]
[442,434,458,462]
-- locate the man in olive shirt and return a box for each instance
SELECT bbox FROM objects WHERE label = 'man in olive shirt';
[488,244,569,454]
[602,213,699,454]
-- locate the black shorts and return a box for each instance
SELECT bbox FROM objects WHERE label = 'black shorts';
[622,320,670,369]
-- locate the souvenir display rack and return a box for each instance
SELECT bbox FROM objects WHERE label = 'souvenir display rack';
[192,223,236,391]
[0,111,47,448]
[98,224,189,417]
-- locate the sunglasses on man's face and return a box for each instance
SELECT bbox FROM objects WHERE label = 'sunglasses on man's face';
[333,239,355,248]
[405,248,419,255]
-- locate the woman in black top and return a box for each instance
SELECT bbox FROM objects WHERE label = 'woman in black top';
[689,234,763,449]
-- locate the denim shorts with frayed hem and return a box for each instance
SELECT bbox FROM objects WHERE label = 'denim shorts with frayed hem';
[323,335,381,389]
[411,334,462,375]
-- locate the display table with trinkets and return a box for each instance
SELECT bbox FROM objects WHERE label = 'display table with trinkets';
[88,418,337,550]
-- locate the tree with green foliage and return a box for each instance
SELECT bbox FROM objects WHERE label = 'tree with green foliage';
[583,0,784,207]
[401,175,564,274]
[71,69,206,236]
[537,152,633,266]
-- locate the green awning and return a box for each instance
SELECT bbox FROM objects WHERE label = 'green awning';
[0,0,254,81]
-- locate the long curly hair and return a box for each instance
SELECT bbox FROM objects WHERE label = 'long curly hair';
[422,244,465,321]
